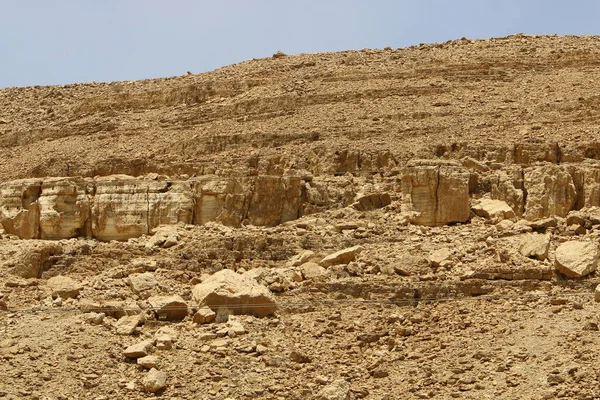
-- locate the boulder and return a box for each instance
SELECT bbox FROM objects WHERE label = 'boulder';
[123,340,154,359]
[142,368,167,393]
[472,198,515,221]
[555,241,598,278]
[320,246,364,268]
[191,269,277,317]
[351,192,391,211]
[148,295,188,321]
[519,233,551,261]
[47,276,82,299]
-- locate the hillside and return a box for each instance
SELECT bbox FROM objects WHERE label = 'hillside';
[2,34,600,400]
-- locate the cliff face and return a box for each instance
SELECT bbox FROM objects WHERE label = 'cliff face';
[0,175,307,240]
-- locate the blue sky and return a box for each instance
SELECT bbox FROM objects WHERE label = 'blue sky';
[1,0,599,88]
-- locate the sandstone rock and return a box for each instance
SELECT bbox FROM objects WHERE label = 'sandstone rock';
[192,306,216,324]
[155,335,173,350]
[519,233,551,261]
[148,295,188,321]
[402,160,470,226]
[555,241,598,278]
[595,284,600,303]
[127,272,158,295]
[123,340,154,359]
[137,355,160,369]
[472,198,515,221]
[38,178,91,239]
[0,179,42,239]
[316,379,351,400]
[83,312,105,325]
[4,242,62,279]
[428,248,452,268]
[524,165,577,220]
[301,262,328,279]
[287,250,315,267]
[115,314,144,335]
[320,246,364,268]
[142,368,167,393]
[351,192,391,211]
[191,269,277,317]
[47,276,82,299]
[490,168,525,217]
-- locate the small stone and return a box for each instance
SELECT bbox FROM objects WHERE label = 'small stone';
[47,276,82,299]
[142,368,167,393]
[83,312,105,325]
[148,295,188,321]
[555,241,598,278]
[320,246,364,268]
[155,335,173,350]
[127,272,158,295]
[316,379,351,400]
[290,350,312,363]
[595,285,600,303]
[115,314,144,335]
[429,248,452,268]
[256,344,268,355]
[301,262,328,279]
[137,355,160,369]
[583,322,598,331]
[192,306,216,324]
[123,340,154,359]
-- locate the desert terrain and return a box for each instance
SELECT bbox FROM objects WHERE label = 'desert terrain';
[2,34,600,399]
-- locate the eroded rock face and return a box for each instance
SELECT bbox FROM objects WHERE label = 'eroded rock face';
[402,160,470,226]
[0,174,307,240]
[524,165,577,221]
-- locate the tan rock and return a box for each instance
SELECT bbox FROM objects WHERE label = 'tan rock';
[123,340,154,359]
[519,233,551,261]
[38,178,91,239]
[316,379,351,400]
[148,295,188,321]
[191,269,277,317]
[555,241,598,278]
[402,160,470,226]
[301,262,328,280]
[4,242,63,279]
[137,355,160,369]
[490,168,525,217]
[472,198,515,221]
[47,276,82,299]
[0,179,42,239]
[115,314,144,335]
[192,306,216,324]
[428,248,452,268]
[595,284,600,303]
[524,165,577,220]
[142,368,167,393]
[287,250,315,267]
[127,272,158,295]
[320,246,364,267]
[351,192,391,211]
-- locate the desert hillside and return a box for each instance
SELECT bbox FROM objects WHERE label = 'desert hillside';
[2,34,600,400]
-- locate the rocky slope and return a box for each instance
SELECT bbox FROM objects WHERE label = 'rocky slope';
[2,34,600,400]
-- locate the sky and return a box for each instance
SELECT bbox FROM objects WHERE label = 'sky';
[1,0,599,88]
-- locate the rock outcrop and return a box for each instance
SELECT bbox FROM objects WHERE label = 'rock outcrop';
[0,175,307,241]
[402,160,470,226]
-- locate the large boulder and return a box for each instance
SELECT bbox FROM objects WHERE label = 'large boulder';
[4,242,63,279]
[555,241,598,278]
[402,160,470,226]
[191,269,277,317]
